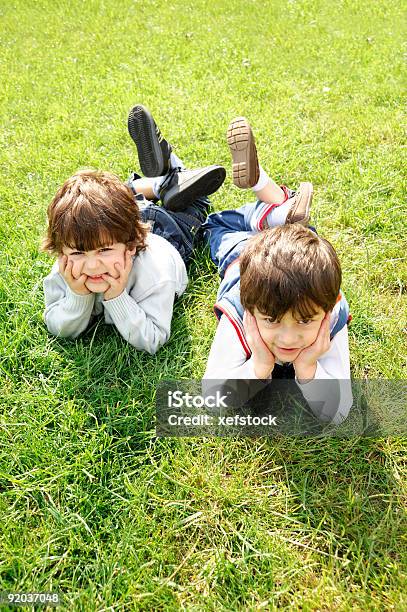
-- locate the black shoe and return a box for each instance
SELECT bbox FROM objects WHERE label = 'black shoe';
[159,165,226,212]
[127,104,172,177]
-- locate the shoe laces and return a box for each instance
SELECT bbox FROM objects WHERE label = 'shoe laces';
[159,166,182,196]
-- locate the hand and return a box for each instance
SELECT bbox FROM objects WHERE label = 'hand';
[102,250,133,301]
[243,310,275,378]
[293,312,331,382]
[58,255,91,296]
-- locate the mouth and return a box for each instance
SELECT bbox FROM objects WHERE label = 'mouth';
[86,275,105,282]
[276,346,301,354]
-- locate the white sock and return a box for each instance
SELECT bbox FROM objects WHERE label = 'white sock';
[266,198,293,226]
[170,151,185,170]
[252,165,269,192]
[152,151,186,197]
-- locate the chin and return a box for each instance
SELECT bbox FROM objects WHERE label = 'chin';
[274,349,302,363]
[85,282,108,293]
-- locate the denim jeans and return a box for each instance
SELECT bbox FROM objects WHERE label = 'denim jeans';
[129,178,210,266]
[202,196,295,277]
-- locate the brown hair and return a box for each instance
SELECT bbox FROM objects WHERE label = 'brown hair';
[240,224,341,320]
[42,169,149,254]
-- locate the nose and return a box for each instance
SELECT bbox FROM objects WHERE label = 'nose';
[277,328,299,348]
[84,255,102,274]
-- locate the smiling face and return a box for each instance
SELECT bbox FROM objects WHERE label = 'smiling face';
[62,242,135,293]
[253,306,327,363]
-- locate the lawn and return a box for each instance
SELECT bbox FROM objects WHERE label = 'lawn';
[0,0,406,609]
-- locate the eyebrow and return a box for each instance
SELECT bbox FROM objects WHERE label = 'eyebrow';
[68,243,114,252]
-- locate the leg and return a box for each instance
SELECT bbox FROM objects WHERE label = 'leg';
[202,209,255,275]
[227,117,313,226]
[138,203,194,265]
[252,169,287,205]
[128,176,156,201]
[227,117,286,203]
[127,165,215,267]
[202,182,311,274]
[128,104,225,213]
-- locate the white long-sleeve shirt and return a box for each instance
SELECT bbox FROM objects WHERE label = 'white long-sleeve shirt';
[204,313,353,424]
[43,233,188,354]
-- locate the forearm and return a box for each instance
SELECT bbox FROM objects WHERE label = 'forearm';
[295,329,352,424]
[296,371,353,424]
[44,289,95,338]
[103,290,171,354]
[204,316,272,405]
[294,363,317,383]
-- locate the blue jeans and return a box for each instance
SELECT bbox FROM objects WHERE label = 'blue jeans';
[128,175,210,266]
[203,196,295,277]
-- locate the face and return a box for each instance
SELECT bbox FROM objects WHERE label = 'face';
[62,242,135,293]
[253,306,327,362]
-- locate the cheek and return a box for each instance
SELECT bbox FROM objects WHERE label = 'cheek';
[303,326,320,344]
[258,326,276,346]
[105,254,124,271]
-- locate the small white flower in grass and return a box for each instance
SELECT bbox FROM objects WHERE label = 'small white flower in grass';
[323,86,330,93]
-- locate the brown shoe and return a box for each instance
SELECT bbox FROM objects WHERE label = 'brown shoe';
[286,182,313,225]
[227,117,260,188]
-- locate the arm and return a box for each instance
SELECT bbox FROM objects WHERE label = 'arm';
[204,314,261,379]
[100,249,184,355]
[103,280,178,355]
[203,315,270,405]
[295,326,353,424]
[205,313,352,424]
[43,267,95,338]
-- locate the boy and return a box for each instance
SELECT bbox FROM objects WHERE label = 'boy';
[42,105,226,354]
[203,118,352,424]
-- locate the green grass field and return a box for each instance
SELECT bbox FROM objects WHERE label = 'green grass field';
[0,0,406,609]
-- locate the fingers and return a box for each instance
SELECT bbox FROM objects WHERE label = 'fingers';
[314,312,331,353]
[243,310,258,336]
[322,312,331,339]
[243,310,274,358]
[112,252,132,281]
[58,255,67,274]
[243,310,255,345]
[77,273,88,285]
[64,259,74,282]
[124,250,133,271]
[101,273,114,286]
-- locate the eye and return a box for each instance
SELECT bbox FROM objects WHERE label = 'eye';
[70,251,83,256]
[298,319,312,325]
[264,317,278,325]
[99,247,112,252]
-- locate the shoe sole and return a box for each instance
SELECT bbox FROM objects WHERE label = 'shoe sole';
[287,182,313,225]
[164,166,226,213]
[128,105,165,177]
[227,117,259,188]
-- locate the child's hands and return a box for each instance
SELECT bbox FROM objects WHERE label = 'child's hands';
[293,312,331,382]
[58,255,91,296]
[102,250,133,301]
[243,310,275,379]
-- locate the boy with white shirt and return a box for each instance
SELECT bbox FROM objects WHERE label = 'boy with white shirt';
[203,117,352,424]
[42,105,225,354]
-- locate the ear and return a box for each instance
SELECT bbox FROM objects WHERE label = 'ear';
[127,245,137,256]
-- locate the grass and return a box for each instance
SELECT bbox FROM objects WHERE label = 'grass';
[0,0,406,609]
